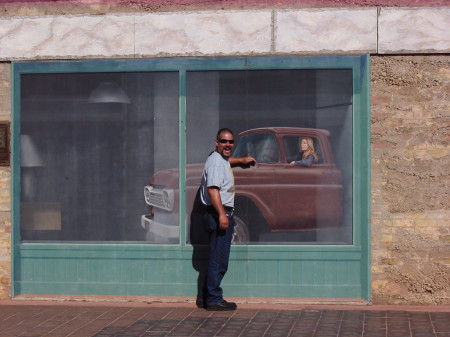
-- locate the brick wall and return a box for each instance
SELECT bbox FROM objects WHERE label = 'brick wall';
[0,62,11,299]
[371,55,450,304]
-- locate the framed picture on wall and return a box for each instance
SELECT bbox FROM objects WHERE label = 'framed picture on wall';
[0,122,10,166]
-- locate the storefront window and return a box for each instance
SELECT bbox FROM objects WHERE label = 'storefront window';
[20,72,179,242]
[17,58,360,245]
[186,70,353,244]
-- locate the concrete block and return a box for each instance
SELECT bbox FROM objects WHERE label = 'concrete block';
[392,218,414,227]
[415,219,438,227]
[379,8,450,53]
[381,258,396,265]
[0,16,54,59]
[275,8,377,54]
[51,15,135,58]
[0,14,135,59]
[372,280,388,289]
[135,11,272,56]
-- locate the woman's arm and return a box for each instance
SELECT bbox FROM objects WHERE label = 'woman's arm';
[292,154,314,167]
[287,152,302,163]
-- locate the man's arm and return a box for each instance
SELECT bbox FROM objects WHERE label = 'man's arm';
[207,186,229,230]
[229,156,256,168]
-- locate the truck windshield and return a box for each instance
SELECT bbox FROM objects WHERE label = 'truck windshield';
[234,133,280,163]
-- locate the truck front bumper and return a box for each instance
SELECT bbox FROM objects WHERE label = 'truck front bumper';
[141,214,179,243]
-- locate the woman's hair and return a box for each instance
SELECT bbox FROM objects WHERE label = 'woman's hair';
[300,137,319,163]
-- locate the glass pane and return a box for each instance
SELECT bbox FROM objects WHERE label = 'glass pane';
[186,69,352,245]
[20,72,179,243]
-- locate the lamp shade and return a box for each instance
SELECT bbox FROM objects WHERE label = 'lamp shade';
[88,82,130,104]
[21,135,44,167]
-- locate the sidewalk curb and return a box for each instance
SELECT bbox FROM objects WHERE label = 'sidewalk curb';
[2,295,450,312]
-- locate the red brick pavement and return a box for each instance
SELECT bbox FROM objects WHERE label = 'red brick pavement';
[0,300,449,337]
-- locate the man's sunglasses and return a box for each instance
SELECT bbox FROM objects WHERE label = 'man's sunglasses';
[218,139,235,144]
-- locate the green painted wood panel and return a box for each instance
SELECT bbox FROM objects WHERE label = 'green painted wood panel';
[15,244,364,298]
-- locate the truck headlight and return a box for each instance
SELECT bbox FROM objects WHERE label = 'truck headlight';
[163,190,171,209]
[144,186,153,205]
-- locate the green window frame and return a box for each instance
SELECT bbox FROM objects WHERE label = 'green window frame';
[11,56,370,300]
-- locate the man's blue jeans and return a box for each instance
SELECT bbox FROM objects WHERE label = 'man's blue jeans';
[203,210,235,306]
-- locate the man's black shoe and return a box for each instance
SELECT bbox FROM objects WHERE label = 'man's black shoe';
[195,300,206,309]
[206,300,237,311]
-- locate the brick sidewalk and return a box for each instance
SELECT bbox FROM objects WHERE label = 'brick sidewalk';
[0,301,449,337]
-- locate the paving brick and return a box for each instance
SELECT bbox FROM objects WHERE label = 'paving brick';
[0,303,449,337]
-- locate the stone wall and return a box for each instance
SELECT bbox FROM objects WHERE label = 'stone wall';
[371,55,450,304]
[0,62,11,299]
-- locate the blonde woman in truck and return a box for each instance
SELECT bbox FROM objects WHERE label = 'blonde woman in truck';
[288,137,318,167]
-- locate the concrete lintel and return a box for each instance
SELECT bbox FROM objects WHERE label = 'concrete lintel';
[0,7,449,60]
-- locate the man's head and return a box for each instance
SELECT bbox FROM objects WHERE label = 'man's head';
[215,128,234,158]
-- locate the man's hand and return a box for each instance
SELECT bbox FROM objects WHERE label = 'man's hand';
[242,156,256,165]
[230,156,256,168]
[218,213,229,230]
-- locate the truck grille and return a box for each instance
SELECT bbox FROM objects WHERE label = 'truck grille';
[144,185,174,211]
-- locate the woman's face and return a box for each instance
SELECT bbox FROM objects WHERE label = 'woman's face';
[299,139,309,151]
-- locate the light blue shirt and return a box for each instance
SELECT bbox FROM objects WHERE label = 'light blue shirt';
[200,151,235,207]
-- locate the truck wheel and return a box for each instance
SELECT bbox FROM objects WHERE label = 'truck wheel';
[234,197,269,242]
[232,216,249,244]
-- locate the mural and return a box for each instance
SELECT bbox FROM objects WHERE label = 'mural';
[142,127,344,244]
[143,69,353,245]
[19,67,353,245]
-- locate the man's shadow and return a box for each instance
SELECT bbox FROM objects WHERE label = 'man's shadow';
[189,187,209,307]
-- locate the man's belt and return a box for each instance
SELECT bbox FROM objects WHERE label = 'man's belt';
[206,205,234,213]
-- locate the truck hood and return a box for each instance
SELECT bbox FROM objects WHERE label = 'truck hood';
[150,164,204,188]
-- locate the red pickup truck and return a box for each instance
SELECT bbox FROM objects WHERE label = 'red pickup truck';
[142,127,343,243]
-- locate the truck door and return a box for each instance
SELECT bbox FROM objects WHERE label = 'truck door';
[232,133,276,237]
[274,135,343,231]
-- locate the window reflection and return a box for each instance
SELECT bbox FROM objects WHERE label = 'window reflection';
[20,72,179,242]
[186,70,353,245]
[19,67,353,245]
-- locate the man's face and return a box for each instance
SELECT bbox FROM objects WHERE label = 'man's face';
[215,131,234,158]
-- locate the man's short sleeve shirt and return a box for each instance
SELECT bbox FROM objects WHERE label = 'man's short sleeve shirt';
[200,151,235,207]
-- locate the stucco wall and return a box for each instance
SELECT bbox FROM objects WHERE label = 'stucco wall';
[0,62,11,300]
[371,55,450,304]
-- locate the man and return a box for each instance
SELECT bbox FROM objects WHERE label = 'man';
[199,128,255,311]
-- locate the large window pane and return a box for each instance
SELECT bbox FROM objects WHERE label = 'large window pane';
[20,72,179,242]
[186,70,353,245]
